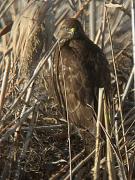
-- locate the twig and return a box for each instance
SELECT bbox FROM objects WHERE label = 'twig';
[89,0,96,41]
[0,22,13,37]
[131,0,135,102]
[73,0,92,19]
[21,124,66,131]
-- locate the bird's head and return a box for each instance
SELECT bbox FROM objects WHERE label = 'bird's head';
[58,18,85,43]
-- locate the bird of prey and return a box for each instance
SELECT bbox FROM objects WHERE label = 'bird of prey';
[53,18,111,154]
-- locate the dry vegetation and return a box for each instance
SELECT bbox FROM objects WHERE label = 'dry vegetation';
[0,0,135,179]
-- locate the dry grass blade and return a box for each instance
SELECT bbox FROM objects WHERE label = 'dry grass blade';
[131,0,135,101]
[94,3,106,45]
[122,66,134,102]
[22,124,66,131]
[0,0,16,19]
[0,0,9,14]
[0,56,10,111]
[93,88,104,180]
[104,97,116,180]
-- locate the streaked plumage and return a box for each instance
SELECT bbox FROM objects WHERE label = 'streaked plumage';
[53,18,111,154]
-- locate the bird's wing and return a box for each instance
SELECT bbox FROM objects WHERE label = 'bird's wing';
[84,40,111,100]
[53,45,96,130]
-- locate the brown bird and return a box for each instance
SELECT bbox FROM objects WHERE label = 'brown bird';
[53,18,111,154]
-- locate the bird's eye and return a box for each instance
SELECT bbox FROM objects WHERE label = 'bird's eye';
[70,28,76,33]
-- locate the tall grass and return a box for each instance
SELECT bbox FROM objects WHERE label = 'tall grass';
[0,0,134,179]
